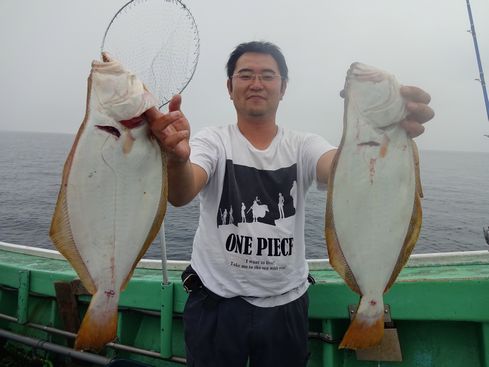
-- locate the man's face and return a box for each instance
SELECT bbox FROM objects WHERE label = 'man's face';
[227,52,287,120]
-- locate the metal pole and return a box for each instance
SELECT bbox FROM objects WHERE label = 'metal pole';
[160,221,169,285]
[0,313,187,364]
[466,0,489,121]
[0,328,111,365]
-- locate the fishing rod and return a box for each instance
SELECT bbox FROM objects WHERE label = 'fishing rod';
[465,0,489,121]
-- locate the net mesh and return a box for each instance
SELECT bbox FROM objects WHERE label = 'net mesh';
[101,0,200,107]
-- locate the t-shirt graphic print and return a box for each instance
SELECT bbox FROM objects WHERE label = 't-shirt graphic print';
[217,161,297,228]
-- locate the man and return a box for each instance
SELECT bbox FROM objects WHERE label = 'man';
[145,41,434,366]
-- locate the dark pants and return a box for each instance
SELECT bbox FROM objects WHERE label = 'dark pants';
[183,289,310,367]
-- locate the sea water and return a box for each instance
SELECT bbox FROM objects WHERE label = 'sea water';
[0,131,488,259]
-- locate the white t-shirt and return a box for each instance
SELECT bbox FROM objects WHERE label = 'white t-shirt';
[189,124,335,307]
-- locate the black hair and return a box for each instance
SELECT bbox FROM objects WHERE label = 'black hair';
[226,41,289,81]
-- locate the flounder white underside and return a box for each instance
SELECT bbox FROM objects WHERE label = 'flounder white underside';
[332,122,415,296]
[49,57,167,352]
[326,63,421,349]
[66,120,163,292]
[333,65,416,296]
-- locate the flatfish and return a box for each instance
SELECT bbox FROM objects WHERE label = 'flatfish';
[50,53,167,351]
[325,62,422,350]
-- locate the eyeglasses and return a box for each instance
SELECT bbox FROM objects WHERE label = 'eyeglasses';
[232,71,282,83]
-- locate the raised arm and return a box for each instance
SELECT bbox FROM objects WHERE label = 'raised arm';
[144,95,207,207]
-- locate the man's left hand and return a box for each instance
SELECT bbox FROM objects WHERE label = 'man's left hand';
[400,86,435,138]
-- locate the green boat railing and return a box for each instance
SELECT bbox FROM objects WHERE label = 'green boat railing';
[1,241,489,366]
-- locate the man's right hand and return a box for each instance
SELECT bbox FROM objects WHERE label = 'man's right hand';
[144,94,191,164]
[144,95,206,207]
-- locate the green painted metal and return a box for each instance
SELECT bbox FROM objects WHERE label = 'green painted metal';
[481,322,489,366]
[16,270,30,324]
[321,319,341,367]
[1,245,489,366]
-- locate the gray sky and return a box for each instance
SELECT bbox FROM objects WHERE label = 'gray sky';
[1,0,489,153]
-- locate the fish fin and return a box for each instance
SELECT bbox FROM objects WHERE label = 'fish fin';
[325,216,360,293]
[75,290,119,352]
[49,73,97,295]
[121,151,168,290]
[411,140,424,198]
[340,296,384,350]
[325,155,361,294]
[50,188,96,294]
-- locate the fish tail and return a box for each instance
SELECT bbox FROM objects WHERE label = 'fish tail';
[74,290,119,351]
[340,296,384,350]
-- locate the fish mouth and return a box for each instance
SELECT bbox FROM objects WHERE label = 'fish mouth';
[348,62,385,83]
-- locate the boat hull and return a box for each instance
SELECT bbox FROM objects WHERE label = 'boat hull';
[1,241,489,366]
